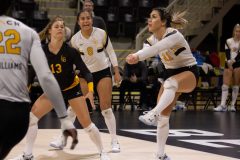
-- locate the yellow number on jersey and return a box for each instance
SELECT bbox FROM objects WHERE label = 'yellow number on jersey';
[162,52,173,62]
[50,64,62,74]
[0,29,21,55]
[87,47,93,56]
[0,32,4,53]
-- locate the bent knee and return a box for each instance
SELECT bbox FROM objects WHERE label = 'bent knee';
[163,77,178,91]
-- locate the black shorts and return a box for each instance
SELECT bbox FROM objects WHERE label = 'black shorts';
[92,67,112,90]
[0,99,30,159]
[225,61,240,69]
[62,85,83,101]
[163,65,199,83]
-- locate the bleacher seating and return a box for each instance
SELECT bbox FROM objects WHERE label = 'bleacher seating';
[107,7,119,37]
[11,0,49,32]
[31,10,49,32]
[93,0,169,38]
[11,10,28,24]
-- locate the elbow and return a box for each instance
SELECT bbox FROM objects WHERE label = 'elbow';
[38,71,54,84]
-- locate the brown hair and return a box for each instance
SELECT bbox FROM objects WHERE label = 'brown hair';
[84,0,94,5]
[77,9,93,22]
[39,16,65,41]
[152,7,188,29]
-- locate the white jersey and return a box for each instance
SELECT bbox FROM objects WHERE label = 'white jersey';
[71,27,118,73]
[136,28,196,69]
[225,37,240,60]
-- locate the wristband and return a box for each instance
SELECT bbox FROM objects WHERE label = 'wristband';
[87,82,94,92]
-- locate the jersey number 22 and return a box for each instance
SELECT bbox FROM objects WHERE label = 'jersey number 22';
[0,29,21,55]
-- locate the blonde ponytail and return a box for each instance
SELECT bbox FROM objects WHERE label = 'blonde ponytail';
[171,10,188,29]
[39,24,51,42]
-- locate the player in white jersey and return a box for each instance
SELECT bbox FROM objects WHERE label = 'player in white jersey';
[0,1,77,159]
[49,9,122,153]
[126,8,198,160]
[214,24,240,112]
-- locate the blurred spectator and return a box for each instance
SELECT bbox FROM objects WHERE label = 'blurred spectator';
[74,0,106,34]
[147,55,164,107]
[192,49,213,88]
[119,61,148,111]
[208,51,220,68]
[65,26,72,42]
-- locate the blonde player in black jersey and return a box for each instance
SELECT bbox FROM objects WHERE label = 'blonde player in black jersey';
[0,1,77,159]
[10,16,110,160]
[126,8,198,160]
[214,24,240,112]
[50,9,122,153]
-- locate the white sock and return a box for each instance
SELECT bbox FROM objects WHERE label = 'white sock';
[101,108,117,141]
[157,116,169,156]
[220,84,229,106]
[84,123,104,153]
[67,106,76,123]
[231,86,239,106]
[24,124,38,155]
[153,88,176,114]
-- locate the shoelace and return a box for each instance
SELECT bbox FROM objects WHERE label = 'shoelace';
[143,111,149,115]
[143,111,157,120]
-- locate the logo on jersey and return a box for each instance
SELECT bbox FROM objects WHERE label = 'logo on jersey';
[161,52,173,62]
[87,47,93,56]
[76,91,81,96]
[61,55,66,62]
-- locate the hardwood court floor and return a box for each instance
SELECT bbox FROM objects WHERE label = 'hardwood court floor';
[6,110,240,160]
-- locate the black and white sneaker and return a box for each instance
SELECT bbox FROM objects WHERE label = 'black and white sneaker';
[155,153,170,160]
[9,153,34,160]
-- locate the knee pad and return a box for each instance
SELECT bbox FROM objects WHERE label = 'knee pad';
[163,77,178,91]
[157,116,169,128]
[29,112,39,126]
[101,108,113,118]
[84,123,96,132]
[232,85,239,93]
[222,84,229,91]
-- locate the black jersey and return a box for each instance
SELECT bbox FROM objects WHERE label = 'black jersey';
[42,43,92,91]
